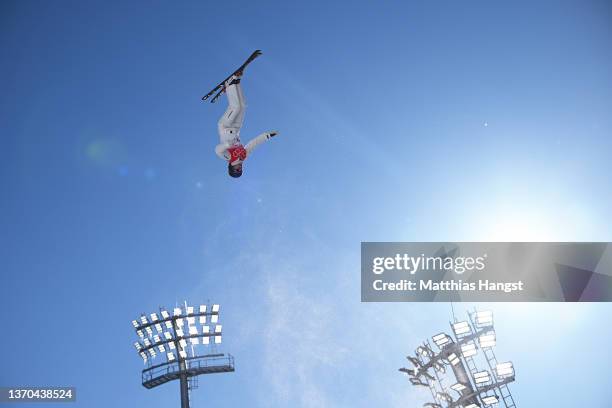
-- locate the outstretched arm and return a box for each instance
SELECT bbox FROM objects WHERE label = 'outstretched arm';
[215,144,231,160]
[245,131,278,155]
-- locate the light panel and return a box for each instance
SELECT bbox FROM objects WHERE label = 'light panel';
[496,362,514,378]
[479,332,496,348]
[475,310,493,327]
[461,343,477,358]
[448,353,460,366]
[452,321,471,335]
[482,395,499,405]
[465,404,478,408]
[473,370,490,385]
[132,301,225,367]
[432,333,451,348]
[450,383,466,392]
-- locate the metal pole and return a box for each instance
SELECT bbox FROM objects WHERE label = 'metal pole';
[172,317,190,408]
[179,370,190,408]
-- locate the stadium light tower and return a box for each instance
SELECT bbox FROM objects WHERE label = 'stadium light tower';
[399,309,517,408]
[131,301,235,408]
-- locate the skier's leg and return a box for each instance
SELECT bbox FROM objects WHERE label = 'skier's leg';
[217,76,246,144]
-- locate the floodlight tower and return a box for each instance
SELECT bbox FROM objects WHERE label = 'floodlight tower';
[131,301,235,408]
[399,309,517,408]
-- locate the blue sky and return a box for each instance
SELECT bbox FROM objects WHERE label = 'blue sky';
[1,0,611,407]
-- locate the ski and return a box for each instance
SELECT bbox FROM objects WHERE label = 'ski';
[202,50,262,103]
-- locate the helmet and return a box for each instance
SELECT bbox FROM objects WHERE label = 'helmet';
[228,163,243,178]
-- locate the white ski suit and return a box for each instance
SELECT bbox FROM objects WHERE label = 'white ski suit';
[216,75,275,165]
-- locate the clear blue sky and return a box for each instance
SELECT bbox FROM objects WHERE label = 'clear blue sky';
[1,0,611,407]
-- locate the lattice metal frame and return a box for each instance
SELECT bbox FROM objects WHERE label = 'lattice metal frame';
[399,309,516,408]
[131,301,234,408]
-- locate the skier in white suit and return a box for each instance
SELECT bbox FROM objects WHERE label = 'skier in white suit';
[215,72,278,178]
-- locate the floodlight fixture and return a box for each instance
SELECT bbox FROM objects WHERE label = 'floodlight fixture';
[474,310,494,328]
[447,353,461,366]
[131,301,235,408]
[496,362,515,379]
[479,332,496,348]
[452,321,471,336]
[399,309,517,408]
[461,343,477,358]
[473,370,491,385]
[482,395,499,405]
[432,333,452,348]
[450,383,467,393]
[434,362,446,374]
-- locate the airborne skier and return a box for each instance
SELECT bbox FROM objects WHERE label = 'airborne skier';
[202,50,278,178]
